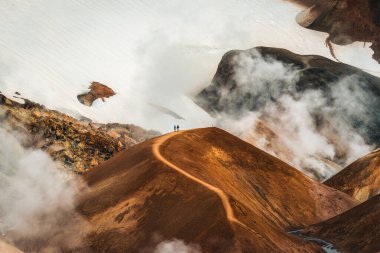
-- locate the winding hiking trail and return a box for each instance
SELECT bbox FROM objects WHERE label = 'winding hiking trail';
[152,131,262,238]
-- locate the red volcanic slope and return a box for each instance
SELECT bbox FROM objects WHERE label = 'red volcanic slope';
[78,128,356,252]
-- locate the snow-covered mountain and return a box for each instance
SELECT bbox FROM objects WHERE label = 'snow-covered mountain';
[1,0,379,133]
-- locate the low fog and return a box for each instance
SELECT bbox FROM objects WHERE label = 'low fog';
[0,125,88,251]
[0,0,379,133]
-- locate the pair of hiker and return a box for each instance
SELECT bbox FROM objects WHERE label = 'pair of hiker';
[174,125,180,132]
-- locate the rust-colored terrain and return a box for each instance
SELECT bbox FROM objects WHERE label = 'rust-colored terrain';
[78,128,356,252]
[325,148,380,202]
[77,82,116,106]
[304,194,380,253]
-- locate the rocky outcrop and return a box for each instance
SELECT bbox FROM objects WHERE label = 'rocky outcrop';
[77,82,116,106]
[325,148,380,202]
[294,0,380,63]
[0,94,159,173]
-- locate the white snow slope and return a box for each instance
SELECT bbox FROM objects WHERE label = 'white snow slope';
[0,0,379,134]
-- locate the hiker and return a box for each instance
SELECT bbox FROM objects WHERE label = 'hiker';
[176,125,179,131]
[174,125,177,132]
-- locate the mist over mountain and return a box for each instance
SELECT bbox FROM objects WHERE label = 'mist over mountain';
[0,0,380,252]
[196,47,379,179]
[0,123,88,252]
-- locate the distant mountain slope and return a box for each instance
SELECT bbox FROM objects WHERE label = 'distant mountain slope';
[0,93,159,173]
[195,46,380,179]
[78,128,356,252]
[303,194,380,253]
[325,148,380,202]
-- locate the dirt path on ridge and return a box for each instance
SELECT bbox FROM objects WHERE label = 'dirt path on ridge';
[152,131,262,237]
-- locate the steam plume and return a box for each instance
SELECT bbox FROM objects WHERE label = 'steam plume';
[154,239,201,253]
[0,125,88,251]
[214,50,374,179]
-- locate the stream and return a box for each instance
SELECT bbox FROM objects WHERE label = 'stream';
[288,230,341,253]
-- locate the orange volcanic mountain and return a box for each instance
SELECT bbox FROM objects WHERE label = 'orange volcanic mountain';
[77,128,356,252]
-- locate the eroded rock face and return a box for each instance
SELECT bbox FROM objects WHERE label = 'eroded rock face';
[294,0,380,63]
[77,82,116,106]
[0,94,159,173]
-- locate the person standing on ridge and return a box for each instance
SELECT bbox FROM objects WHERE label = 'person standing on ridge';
[176,125,179,131]
[174,125,177,132]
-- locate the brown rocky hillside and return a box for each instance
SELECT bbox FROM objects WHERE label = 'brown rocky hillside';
[0,93,159,173]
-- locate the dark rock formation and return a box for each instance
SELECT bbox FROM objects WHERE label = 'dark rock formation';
[294,0,380,63]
